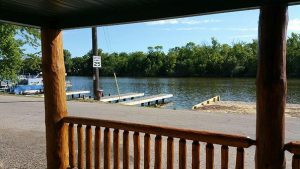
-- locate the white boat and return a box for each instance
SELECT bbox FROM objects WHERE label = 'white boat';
[12,72,72,94]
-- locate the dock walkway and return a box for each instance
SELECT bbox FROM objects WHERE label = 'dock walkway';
[100,93,144,102]
[120,94,173,106]
[66,90,90,96]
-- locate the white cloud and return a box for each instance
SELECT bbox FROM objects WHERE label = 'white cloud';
[146,19,179,25]
[288,19,300,31]
[231,34,257,39]
[180,19,222,25]
[145,18,222,25]
[160,26,257,32]
[226,27,257,32]
[175,27,206,31]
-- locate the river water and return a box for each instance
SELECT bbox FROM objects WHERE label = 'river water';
[67,76,300,110]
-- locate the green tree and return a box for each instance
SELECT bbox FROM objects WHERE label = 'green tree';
[145,46,165,76]
[63,49,73,74]
[0,23,40,81]
[287,33,300,76]
[127,52,147,76]
[22,54,41,74]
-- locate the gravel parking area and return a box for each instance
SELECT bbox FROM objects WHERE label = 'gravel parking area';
[0,95,299,168]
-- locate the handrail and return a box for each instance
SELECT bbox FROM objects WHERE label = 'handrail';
[285,141,300,154]
[62,116,256,148]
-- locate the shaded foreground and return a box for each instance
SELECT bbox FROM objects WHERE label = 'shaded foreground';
[0,95,299,168]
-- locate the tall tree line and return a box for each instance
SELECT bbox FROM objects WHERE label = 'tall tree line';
[1,22,300,79]
[65,33,300,77]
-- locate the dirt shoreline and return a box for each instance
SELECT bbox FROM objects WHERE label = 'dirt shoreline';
[195,101,300,117]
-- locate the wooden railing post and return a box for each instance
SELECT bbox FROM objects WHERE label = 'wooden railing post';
[41,28,68,169]
[155,135,162,169]
[86,126,93,169]
[113,129,120,169]
[221,145,228,169]
[123,131,130,169]
[95,127,101,169]
[68,123,76,168]
[134,132,140,169]
[206,143,214,169]
[256,2,288,169]
[179,139,187,169]
[293,155,300,169]
[144,134,151,169]
[192,141,200,169]
[167,137,174,169]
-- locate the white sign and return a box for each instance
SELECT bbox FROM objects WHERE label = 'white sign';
[93,56,101,68]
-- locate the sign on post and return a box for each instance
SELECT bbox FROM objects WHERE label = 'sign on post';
[93,56,101,68]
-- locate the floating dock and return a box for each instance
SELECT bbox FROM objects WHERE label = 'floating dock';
[192,96,221,109]
[120,94,173,106]
[39,90,90,98]
[100,93,144,102]
[66,90,90,96]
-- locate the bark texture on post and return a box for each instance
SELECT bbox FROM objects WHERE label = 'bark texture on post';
[41,28,68,169]
[256,2,288,169]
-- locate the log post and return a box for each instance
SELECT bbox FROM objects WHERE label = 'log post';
[256,2,288,169]
[42,28,68,169]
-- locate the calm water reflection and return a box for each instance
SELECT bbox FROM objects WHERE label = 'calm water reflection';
[67,76,300,109]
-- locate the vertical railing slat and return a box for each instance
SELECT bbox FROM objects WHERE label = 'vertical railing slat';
[179,139,187,169]
[86,126,93,169]
[192,141,200,169]
[221,145,229,169]
[167,137,174,169]
[134,132,140,169]
[104,128,111,169]
[293,154,300,169]
[95,127,101,169]
[206,143,214,169]
[144,134,151,169]
[114,129,120,169]
[155,135,162,169]
[235,147,244,169]
[123,131,130,169]
[77,124,84,169]
[68,123,76,168]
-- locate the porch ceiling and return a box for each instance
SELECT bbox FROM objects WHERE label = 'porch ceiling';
[0,0,300,29]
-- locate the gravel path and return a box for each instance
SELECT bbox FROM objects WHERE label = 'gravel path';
[0,95,299,168]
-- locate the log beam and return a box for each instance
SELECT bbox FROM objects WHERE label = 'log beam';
[42,28,68,169]
[256,2,288,169]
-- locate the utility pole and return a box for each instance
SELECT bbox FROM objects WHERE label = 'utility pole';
[92,27,100,100]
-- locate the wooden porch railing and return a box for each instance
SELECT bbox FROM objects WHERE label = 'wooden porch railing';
[285,141,300,169]
[62,116,256,169]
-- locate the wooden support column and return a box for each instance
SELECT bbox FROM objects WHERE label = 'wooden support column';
[256,2,288,169]
[42,28,68,169]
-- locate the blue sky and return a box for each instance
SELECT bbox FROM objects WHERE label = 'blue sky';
[28,5,300,57]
